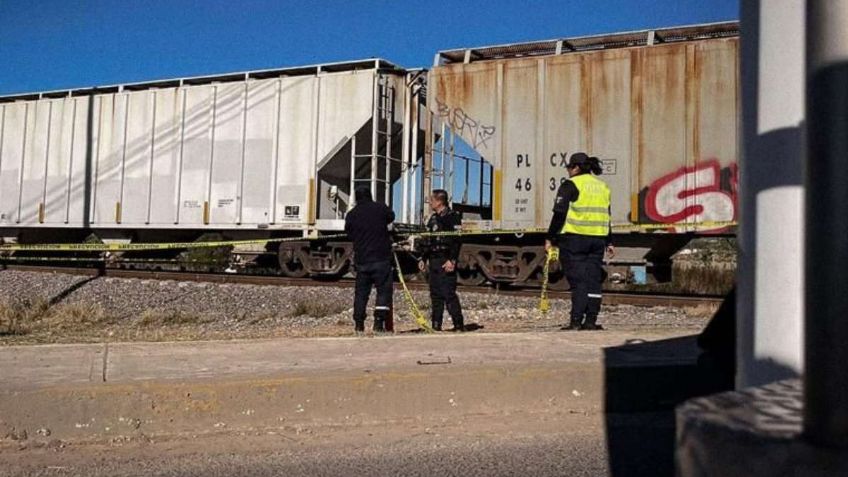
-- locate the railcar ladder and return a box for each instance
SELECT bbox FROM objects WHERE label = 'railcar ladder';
[350,75,402,206]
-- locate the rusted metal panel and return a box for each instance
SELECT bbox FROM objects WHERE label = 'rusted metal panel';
[430,30,739,233]
[433,63,499,164]
[636,39,738,231]
[542,55,585,219]
[588,49,632,225]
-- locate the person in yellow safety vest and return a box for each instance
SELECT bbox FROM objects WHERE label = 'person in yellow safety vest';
[545,152,615,330]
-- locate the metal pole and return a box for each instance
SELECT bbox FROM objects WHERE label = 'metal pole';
[370,73,379,199]
[411,90,420,222]
[349,135,356,211]
[400,75,411,223]
[805,0,848,449]
[737,0,806,388]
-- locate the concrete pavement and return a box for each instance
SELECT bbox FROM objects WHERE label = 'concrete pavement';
[0,329,697,389]
[0,330,699,443]
[0,329,711,476]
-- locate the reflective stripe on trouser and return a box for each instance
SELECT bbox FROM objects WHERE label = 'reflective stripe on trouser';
[353,261,393,323]
[428,256,464,328]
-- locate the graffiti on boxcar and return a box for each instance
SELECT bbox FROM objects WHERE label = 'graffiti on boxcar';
[435,99,496,149]
[640,159,738,231]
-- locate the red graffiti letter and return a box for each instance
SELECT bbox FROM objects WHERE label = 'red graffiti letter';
[644,159,736,231]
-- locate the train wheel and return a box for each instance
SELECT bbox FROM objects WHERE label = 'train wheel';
[278,245,308,278]
[457,266,487,286]
[547,271,570,291]
[279,258,307,278]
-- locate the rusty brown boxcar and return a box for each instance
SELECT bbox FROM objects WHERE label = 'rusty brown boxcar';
[425,22,739,286]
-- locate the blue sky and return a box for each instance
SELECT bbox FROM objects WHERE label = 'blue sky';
[0,0,738,96]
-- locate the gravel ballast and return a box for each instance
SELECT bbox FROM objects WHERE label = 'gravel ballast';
[0,270,714,344]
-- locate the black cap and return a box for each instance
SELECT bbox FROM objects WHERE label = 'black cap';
[567,152,590,168]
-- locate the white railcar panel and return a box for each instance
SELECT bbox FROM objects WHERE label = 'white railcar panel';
[209,83,244,224]
[67,97,91,225]
[501,60,538,228]
[19,100,49,225]
[43,98,73,224]
[0,103,27,224]
[178,85,214,225]
[276,76,316,225]
[93,94,129,225]
[1,63,408,232]
[241,79,277,225]
[149,89,182,224]
[121,91,155,225]
[317,71,373,164]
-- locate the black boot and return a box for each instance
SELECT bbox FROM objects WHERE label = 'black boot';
[431,320,443,331]
[373,310,388,333]
[580,316,603,331]
[561,319,581,331]
[449,317,465,332]
[354,320,365,333]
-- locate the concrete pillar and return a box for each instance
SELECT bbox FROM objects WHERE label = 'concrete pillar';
[805,0,848,449]
[737,0,806,388]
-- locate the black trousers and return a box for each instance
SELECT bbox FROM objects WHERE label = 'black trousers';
[428,256,464,327]
[353,260,393,323]
[560,235,606,325]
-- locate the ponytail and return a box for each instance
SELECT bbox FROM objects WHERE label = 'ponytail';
[589,157,603,175]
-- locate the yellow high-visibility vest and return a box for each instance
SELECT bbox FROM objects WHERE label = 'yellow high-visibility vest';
[561,174,611,237]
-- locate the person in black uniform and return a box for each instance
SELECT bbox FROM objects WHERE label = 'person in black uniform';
[344,187,395,333]
[545,153,615,331]
[418,189,465,332]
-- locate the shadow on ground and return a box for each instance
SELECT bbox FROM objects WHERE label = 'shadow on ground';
[603,334,734,477]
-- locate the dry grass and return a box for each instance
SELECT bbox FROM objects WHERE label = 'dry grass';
[46,302,113,328]
[0,300,115,337]
[670,264,735,296]
[0,298,50,335]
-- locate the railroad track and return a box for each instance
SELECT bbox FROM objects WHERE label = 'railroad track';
[0,263,724,308]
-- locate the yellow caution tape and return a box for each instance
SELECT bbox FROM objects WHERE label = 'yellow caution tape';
[0,221,736,253]
[410,221,737,238]
[0,233,348,252]
[539,246,559,314]
[393,252,433,333]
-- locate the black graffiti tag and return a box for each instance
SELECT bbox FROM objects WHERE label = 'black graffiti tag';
[435,99,496,149]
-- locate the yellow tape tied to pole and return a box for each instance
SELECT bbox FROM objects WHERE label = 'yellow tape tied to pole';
[539,246,559,314]
[393,252,433,333]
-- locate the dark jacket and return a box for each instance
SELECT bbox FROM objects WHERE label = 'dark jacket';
[421,208,462,262]
[344,189,395,265]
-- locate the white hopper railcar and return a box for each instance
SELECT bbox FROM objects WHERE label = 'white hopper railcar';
[0,59,427,276]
